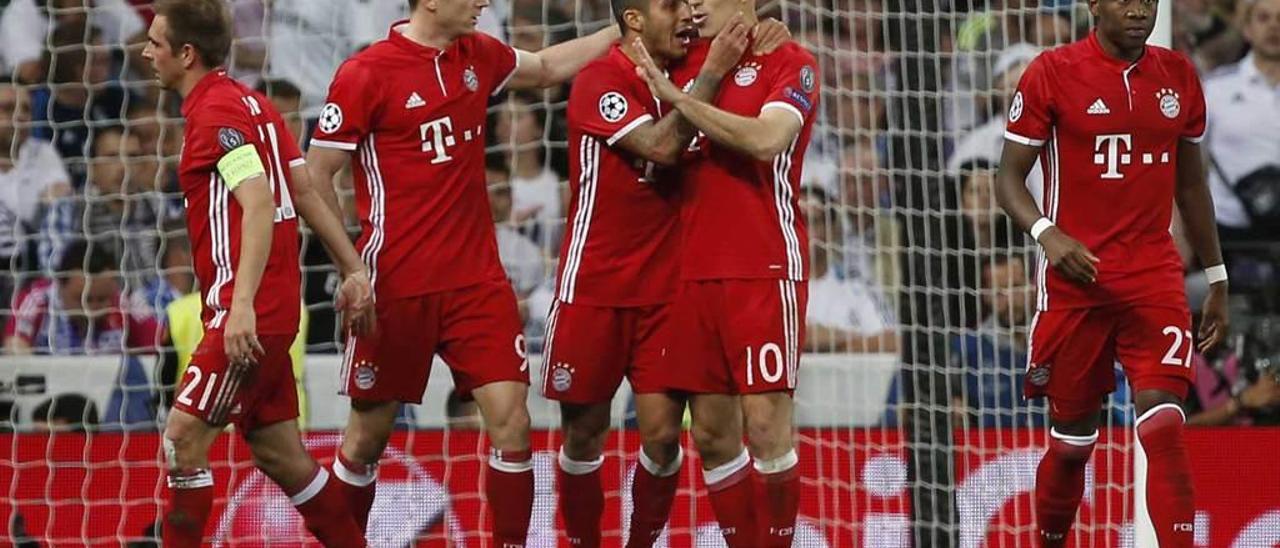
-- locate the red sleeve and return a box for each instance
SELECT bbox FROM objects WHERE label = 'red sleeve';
[310,60,378,151]
[1181,61,1207,143]
[473,32,518,97]
[6,287,44,344]
[569,65,655,146]
[760,46,821,126]
[1005,54,1054,146]
[186,101,262,172]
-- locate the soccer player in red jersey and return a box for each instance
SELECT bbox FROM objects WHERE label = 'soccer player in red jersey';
[544,0,764,543]
[635,1,820,544]
[996,1,1229,546]
[142,1,376,546]
[303,0,622,544]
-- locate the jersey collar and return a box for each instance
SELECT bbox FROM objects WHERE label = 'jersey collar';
[181,70,228,116]
[389,20,447,59]
[1086,29,1148,72]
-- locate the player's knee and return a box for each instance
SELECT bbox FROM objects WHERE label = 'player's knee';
[742,397,793,458]
[690,421,738,466]
[561,421,608,461]
[486,405,532,451]
[639,419,681,456]
[1134,390,1183,417]
[162,419,207,471]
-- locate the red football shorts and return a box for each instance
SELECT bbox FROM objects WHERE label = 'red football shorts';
[540,300,671,403]
[172,330,299,432]
[1027,302,1194,421]
[666,279,807,395]
[341,278,529,403]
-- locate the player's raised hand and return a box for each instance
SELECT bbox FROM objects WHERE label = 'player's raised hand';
[223,306,265,367]
[633,38,684,104]
[704,15,749,78]
[752,17,793,55]
[1197,282,1229,352]
[1039,227,1100,285]
[337,268,376,336]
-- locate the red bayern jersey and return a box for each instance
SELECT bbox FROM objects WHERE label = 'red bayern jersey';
[556,45,681,307]
[669,39,819,282]
[310,22,517,299]
[1006,31,1207,310]
[179,70,302,335]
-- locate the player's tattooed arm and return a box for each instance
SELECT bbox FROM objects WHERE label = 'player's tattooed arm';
[996,139,1099,285]
[1174,139,1229,351]
[305,145,352,222]
[634,46,802,161]
[616,20,749,165]
[509,26,622,90]
[289,164,375,335]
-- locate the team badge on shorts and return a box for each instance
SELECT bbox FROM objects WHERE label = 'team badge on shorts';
[734,62,760,87]
[1027,363,1051,387]
[463,66,480,92]
[599,92,629,123]
[354,361,378,390]
[1156,88,1180,119]
[318,103,344,134]
[550,363,574,392]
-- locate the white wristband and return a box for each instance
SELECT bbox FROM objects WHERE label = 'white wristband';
[1204,264,1228,285]
[1029,218,1055,242]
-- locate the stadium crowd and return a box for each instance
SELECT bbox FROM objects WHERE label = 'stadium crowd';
[0,0,1278,433]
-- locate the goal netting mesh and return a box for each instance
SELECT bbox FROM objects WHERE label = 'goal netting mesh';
[1,0,1264,546]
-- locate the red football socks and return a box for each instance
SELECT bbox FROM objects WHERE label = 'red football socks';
[1135,404,1195,548]
[287,467,367,547]
[704,449,756,548]
[625,446,682,548]
[332,450,378,532]
[557,448,605,547]
[163,469,214,548]
[1035,428,1097,547]
[488,448,534,547]
[753,449,801,547]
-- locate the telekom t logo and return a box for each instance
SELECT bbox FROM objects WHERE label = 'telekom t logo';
[1094,133,1132,180]
[420,116,456,164]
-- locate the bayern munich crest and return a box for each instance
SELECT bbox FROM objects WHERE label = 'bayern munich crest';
[551,364,573,392]
[1156,88,1181,119]
[1009,91,1024,122]
[1027,363,1050,387]
[599,92,629,123]
[734,62,761,87]
[354,362,377,390]
[318,103,344,134]
[463,66,479,92]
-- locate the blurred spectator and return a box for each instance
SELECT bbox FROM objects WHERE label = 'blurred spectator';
[488,154,545,301]
[958,161,1021,251]
[0,0,146,84]
[508,1,573,54]
[41,22,137,184]
[260,0,410,119]
[1203,0,1280,242]
[1,76,72,322]
[4,240,158,355]
[255,78,305,147]
[493,92,565,254]
[802,186,897,353]
[837,138,897,291]
[1188,315,1280,425]
[947,43,1044,207]
[136,231,192,321]
[42,125,163,279]
[31,392,99,432]
[950,253,1045,428]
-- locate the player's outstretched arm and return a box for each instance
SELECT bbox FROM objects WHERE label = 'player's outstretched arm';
[633,47,801,161]
[615,21,749,165]
[1174,139,1229,351]
[226,175,274,365]
[289,164,374,335]
[508,26,622,90]
[996,139,1099,284]
[305,146,351,222]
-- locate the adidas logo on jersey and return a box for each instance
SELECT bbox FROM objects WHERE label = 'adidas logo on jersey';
[405,92,426,109]
[1086,98,1110,115]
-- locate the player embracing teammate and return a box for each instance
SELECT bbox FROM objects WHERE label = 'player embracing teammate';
[997,0,1229,546]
